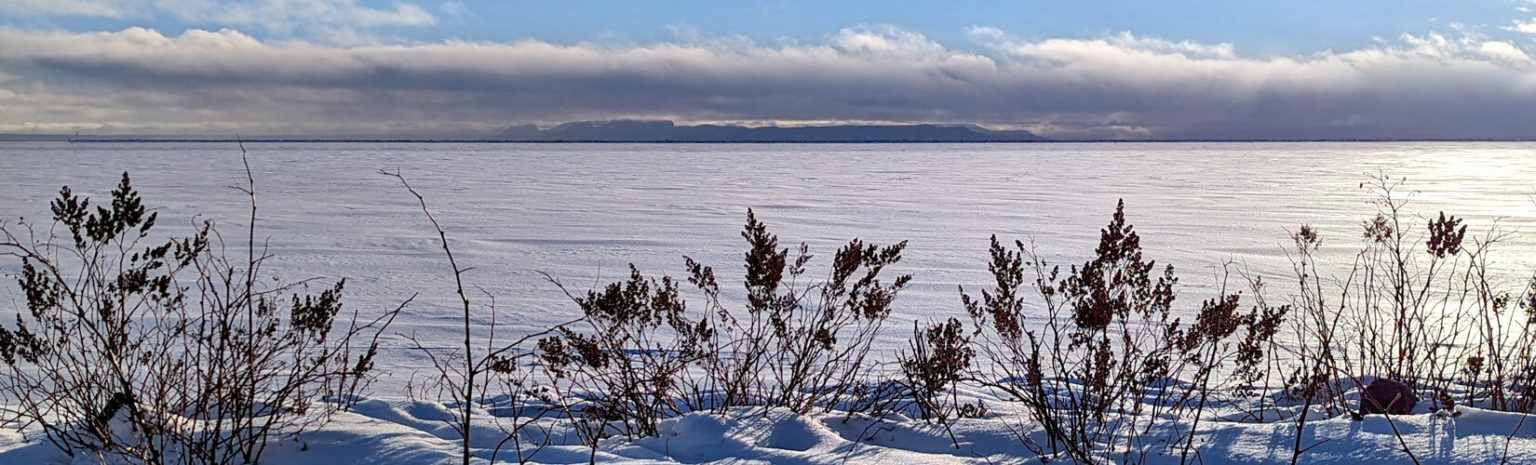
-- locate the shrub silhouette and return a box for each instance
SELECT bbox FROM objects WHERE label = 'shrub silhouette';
[964,200,1271,464]
[536,209,911,440]
[690,210,911,415]
[540,265,713,439]
[0,172,399,465]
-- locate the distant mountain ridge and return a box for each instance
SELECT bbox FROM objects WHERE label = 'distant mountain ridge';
[0,121,1047,142]
[497,120,1047,142]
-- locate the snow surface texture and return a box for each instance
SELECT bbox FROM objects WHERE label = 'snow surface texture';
[2,141,1536,463]
[5,390,1536,464]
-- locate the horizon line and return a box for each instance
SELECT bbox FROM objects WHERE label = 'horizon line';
[25,137,1536,144]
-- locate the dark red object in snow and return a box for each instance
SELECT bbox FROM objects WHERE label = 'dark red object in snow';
[1360,378,1417,415]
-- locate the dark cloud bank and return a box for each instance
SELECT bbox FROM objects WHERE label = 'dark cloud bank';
[1,25,1534,140]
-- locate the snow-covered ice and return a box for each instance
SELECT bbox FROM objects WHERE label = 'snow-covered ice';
[3,141,1536,463]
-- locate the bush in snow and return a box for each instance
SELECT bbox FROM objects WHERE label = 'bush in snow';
[535,209,911,441]
[0,171,399,465]
[963,200,1279,464]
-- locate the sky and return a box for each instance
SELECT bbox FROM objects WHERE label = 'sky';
[2,1,1536,139]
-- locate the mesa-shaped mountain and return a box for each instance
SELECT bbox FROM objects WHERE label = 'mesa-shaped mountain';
[497,120,1046,142]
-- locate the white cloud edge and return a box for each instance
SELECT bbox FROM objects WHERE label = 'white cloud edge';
[1,0,435,36]
[0,0,122,17]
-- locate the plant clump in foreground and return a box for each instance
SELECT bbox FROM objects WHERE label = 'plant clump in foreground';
[535,209,912,443]
[0,172,400,465]
[961,200,1280,464]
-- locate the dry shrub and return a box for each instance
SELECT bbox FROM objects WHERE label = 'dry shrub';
[964,200,1277,464]
[0,172,399,465]
[535,209,911,440]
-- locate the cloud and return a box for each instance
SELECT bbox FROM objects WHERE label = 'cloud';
[438,1,468,21]
[1,25,1535,139]
[2,0,435,38]
[1515,18,1536,34]
[0,0,121,17]
[155,0,434,34]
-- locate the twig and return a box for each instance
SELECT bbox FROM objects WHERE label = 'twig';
[380,169,477,465]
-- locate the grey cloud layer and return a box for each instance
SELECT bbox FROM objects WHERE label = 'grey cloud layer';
[2,25,1534,138]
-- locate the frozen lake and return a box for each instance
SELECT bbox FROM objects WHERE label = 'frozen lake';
[3,141,1535,385]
